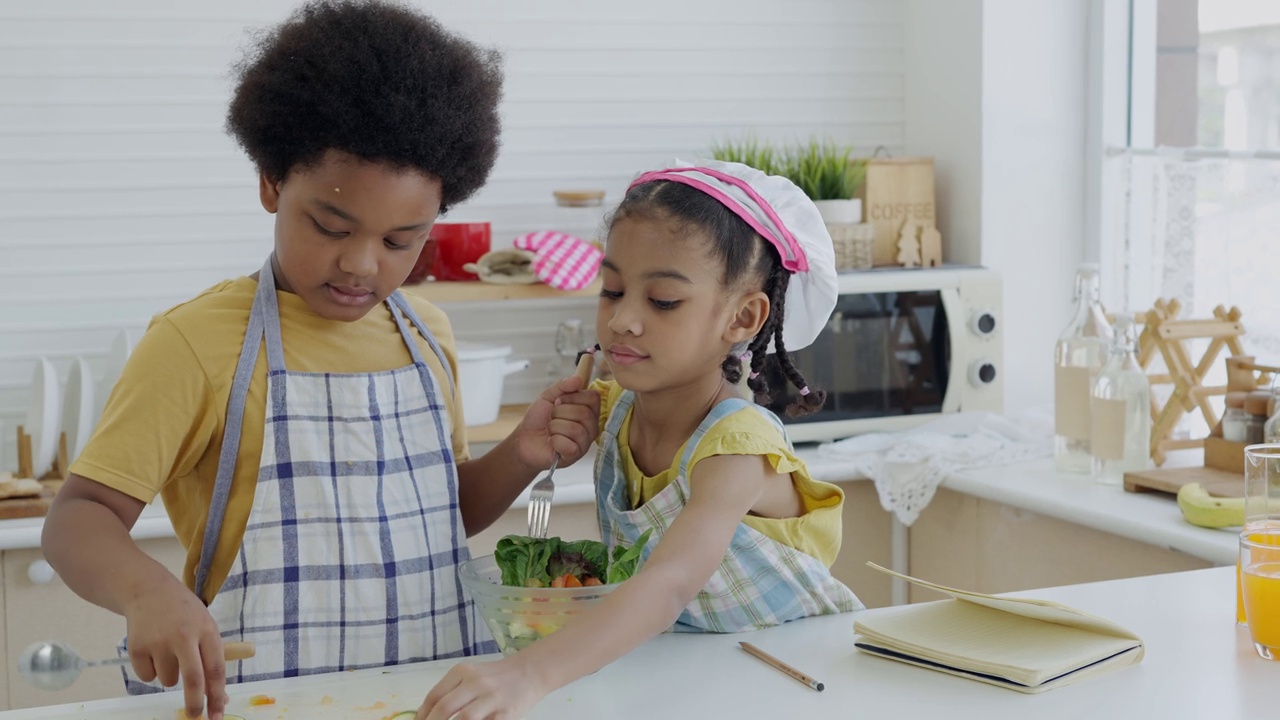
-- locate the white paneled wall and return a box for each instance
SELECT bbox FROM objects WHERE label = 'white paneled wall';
[0,0,906,471]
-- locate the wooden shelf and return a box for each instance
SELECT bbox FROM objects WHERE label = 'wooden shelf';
[402,277,601,303]
[466,404,529,443]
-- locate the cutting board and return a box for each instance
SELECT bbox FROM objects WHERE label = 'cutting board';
[0,480,62,520]
[1123,465,1243,498]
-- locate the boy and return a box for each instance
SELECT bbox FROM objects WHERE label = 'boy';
[41,3,599,719]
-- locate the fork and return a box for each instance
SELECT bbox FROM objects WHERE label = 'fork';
[527,348,596,539]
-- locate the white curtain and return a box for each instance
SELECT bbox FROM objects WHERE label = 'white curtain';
[1111,152,1280,437]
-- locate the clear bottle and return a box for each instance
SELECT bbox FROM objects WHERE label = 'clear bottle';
[1090,314,1151,485]
[1264,374,1280,443]
[549,319,585,383]
[1055,263,1114,473]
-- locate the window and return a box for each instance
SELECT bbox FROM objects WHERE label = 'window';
[1104,0,1280,440]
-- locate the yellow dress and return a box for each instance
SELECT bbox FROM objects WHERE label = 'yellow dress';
[592,379,845,567]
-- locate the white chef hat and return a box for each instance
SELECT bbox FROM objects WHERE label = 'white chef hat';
[626,158,837,352]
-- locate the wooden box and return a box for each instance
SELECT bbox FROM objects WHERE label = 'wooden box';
[1203,422,1246,475]
[856,156,937,267]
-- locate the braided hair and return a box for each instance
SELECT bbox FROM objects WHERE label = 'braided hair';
[608,180,826,418]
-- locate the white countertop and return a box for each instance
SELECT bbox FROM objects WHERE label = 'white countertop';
[523,447,1237,565]
[0,501,175,552]
[1,447,1236,565]
[2,566,1272,719]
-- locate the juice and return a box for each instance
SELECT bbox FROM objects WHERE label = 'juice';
[1242,561,1280,658]
[1238,559,1247,624]
[1239,528,1280,623]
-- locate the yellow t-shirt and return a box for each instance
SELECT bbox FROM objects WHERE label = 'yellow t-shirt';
[70,276,469,604]
[592,380,844,567]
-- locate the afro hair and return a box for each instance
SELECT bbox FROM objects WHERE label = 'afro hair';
[226,0,503,213]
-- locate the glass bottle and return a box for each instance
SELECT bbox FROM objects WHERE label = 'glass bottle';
[1264,374,1280,443]
[1090,314,1151,485]
[550,319,585,383]
[1055,263,1114,473]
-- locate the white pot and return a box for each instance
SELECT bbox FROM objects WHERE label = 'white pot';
[813,198,863,225]
[456,341,530,426]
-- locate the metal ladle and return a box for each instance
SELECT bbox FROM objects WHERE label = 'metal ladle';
[18,640,255,691]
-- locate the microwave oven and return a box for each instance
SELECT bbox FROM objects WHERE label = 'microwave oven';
[758,265,1003,444]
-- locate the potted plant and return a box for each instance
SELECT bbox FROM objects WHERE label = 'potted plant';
[783,138,866,225]
[709,135,784,177]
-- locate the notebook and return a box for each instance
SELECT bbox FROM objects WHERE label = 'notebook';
[853,563,1145,693]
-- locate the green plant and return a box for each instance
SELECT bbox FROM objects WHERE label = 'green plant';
[709,135,866,201]
[783,138,866,201]
[709,135,783,177]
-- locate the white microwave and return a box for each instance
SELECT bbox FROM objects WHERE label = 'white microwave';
[759,265,1003,443]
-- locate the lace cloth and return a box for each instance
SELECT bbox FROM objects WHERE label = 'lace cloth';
[816,409,1054,526]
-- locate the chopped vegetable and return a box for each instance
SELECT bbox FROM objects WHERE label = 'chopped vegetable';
[493,529,652,588]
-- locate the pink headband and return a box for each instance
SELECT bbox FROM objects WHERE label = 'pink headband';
[628,166,810,273]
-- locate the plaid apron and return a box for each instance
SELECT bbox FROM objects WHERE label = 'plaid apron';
[122,257,493,692]
[595,390,862,633]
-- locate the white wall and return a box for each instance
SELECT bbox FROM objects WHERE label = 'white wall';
[0,0,908,472]
[905,0,1091,415]
[903,0,984,265]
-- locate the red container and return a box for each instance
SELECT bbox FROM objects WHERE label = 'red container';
[404,237,437,285]
[430,222,491,281]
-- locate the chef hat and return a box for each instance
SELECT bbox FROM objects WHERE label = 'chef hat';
[626,158,837,352]
[512,230,604,291]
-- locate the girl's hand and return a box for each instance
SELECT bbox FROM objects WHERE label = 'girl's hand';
[417,657,548,720]
[515,374,600,471]
[123,579,229,720]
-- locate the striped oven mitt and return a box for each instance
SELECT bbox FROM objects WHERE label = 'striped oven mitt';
[512,230,604,291]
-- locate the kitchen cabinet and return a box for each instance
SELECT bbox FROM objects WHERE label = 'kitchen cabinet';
[0,537,187,711]
[907,487,1213,602]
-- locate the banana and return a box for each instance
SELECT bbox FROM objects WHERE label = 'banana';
[1176,482,1245,528]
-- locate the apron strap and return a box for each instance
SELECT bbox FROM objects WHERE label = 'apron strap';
[675,397,754,474]
[604,388,635,438]
[386,291,455,398]
[194,257,274,599]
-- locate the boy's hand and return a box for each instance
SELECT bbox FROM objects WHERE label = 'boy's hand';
[515,374,600,471]
[417,657,547,720]
[123,579,229,720]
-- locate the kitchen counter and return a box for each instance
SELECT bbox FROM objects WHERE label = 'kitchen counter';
[0,500,173,552]
[0,451,1235,566]
[1,566,1270,719]
[512,449,1238,566]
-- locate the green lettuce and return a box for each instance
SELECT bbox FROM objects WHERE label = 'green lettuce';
[492,529,653,587]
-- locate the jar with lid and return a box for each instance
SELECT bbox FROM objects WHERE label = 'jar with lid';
[552,189,607,245]
[1265,374,1280,443]
[1223,392,1250,443]
[1244,390,1270,444]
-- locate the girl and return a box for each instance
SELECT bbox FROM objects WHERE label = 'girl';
[41,4,597,720]
[419,159,863,719]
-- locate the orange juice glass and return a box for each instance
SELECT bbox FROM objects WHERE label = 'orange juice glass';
[1241,530,1280,660]
[1242,445,1280,624]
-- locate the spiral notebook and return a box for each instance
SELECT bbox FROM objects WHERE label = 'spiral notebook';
[853,564,1145,693]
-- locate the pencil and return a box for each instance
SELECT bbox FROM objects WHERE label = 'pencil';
[738,641,825,692]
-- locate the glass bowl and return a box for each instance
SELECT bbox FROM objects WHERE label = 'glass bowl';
[459,554,619,656]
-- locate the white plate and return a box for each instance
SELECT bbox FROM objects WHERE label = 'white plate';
[25,358,60,477]
[96,329,137,422]
[61,357,95,462]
